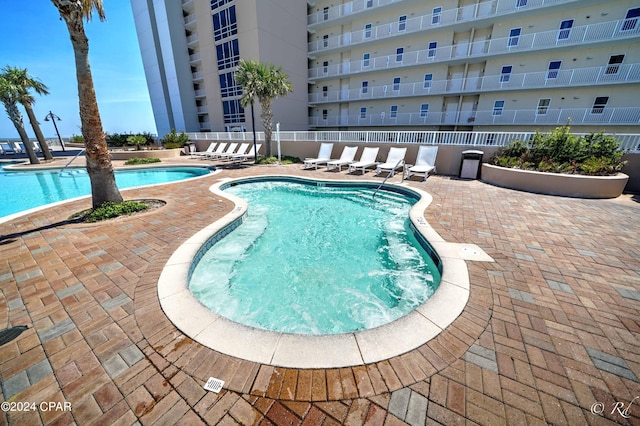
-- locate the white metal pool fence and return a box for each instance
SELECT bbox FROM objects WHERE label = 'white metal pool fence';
[185,130,640,152]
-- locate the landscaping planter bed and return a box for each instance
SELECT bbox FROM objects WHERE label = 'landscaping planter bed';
[109,149,182,160]
[481,164,629,199]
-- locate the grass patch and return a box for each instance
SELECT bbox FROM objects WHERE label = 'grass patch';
[76,201,148,223]
[255,155,300,165]
[124,157,161,165]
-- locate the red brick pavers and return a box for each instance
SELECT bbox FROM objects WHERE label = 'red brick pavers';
[1,161,639,425]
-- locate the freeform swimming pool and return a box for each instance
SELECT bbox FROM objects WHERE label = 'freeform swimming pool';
[189,179,442,335]
[159,175,492,368]
[0,164,211,219]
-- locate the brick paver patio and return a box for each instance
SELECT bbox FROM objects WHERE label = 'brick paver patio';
[1,158,639,425]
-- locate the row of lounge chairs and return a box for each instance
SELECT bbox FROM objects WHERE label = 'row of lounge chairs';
[0,141,44,155]
[189,142,262,163]
[303,143,438,180]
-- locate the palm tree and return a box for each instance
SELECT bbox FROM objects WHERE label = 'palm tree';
[51,0,122,207]
[235,59,293,158]
[2,66,54,161]
[0,75,40,164]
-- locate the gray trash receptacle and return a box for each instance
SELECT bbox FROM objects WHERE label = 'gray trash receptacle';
[459,150,484,179]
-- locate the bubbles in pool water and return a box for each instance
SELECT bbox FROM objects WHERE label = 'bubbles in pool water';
[189,181,441,335]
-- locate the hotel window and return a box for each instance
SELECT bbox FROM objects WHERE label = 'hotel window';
[606,55,624,74]
[366,0,373,8]
[222,99,244,124]
[428,42,437,58]
[215,39,240,70]
[390,105,398,118]
[546,61,561,79]
[516,0,527,7]
[364,23,372,39]
[212,6,237,41]
[360,107,367,119]
[500,66,512,83]
[322,35,329,48]
[591,97,608,114]
[322,109,328,120]
[361,81,368,94]
[363,53,370,67]
[420,103,429,118]
[508,28,521,47]
[393,77,401,91]
[423,73,433,89]
[219,72,242,98]
[323,7,329,21]
[396,47,404,62]
[323,61,329,74]
[557,19,573,40]
[537,98,551,115]
[432,7,442,25]
[322,86,328,97]
[622,7,640,31]
[398,16,407,31]
[210,0,232,10]
[493,100,505,116]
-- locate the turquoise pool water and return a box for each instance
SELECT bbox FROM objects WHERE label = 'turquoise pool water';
[0,165,210,218]
[189,180,441,335]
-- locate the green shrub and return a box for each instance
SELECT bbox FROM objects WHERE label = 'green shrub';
[124,157,161,165]
[255,155,300,165]
[490,126,626,176]
[162,129,189,148]
[82,201,147,222]
[71,134,84,143]
[108,132,155,147]
[127,135,147,150]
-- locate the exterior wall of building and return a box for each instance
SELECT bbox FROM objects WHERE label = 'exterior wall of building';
[307,0,640,133]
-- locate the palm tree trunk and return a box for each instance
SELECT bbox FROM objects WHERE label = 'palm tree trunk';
[261,99,273,158]
[23,102,53,161]
[2,101,39,164]
[57,3,122,207]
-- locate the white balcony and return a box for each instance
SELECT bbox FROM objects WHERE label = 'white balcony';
[196,106,209,114]
[183,14,196,27]
[191,70,204,81]
[199,121,211,130]
[308,18,640,80]
[194,89,206,98]
[309,107,640,127]
[308,0,585,52]
[189,52,201,63]
[186,33,199,45]
[309,63,640,103]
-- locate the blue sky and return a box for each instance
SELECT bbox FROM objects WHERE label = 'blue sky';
[0,1,157,139]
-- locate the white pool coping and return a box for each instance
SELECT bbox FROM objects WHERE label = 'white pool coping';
[158,174,494,368]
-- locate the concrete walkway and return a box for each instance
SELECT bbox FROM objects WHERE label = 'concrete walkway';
[1,159,639,425]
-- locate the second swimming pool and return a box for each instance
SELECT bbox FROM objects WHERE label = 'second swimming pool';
[189,179,442,335]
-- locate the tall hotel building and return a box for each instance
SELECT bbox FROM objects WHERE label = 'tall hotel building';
[131,0,640,136]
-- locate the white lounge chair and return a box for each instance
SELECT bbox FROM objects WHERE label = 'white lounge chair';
[191,142,217,158]
[221,142,250,160]
[327,146,358,171]
[348,147,379,175]
[303,143,333,169]
[230,143,262,163]
[0,142,16,155]
[406,146,438,181]
[203,142,227,159]
[208,143,236,160]
[375,147,407,177]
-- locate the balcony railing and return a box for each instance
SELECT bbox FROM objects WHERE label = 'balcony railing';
[308,107,640,127]
[189,52,201,63]
[194,89,206,97]
[308,0,581,28]
[309,0,581,51]
[196,106,209,114]
[309,63,640,103]
[186,130,640,151]
[183,14,196,26]
[308,18,640,80]
[186,33,199,45]
[191,70,204,81]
